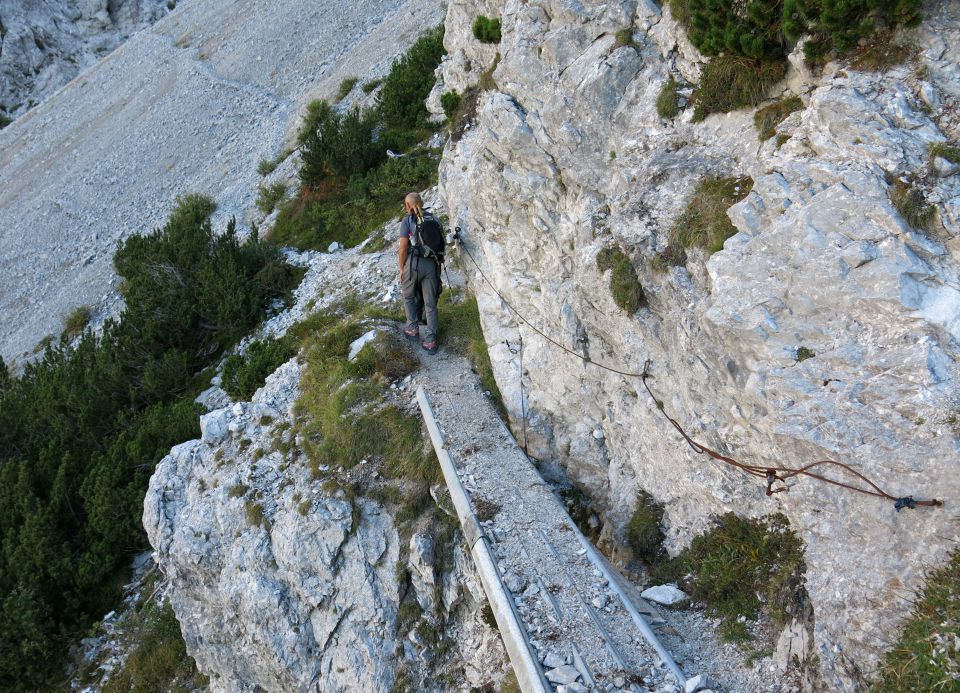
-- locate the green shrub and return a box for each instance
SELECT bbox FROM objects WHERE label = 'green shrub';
[693,57,786,121]
[784,0,922,59]
[626,491,665,563]
[754,95,802,140]
[299,103,385,186]
[440,90,462,121]
[0,113,11,129]
[0,195,300,688]
[795,346,816,362]
[376,25,446,151]
[336,77,359,101]
[362,78,383,93]
[245,500,267,527]
[654,513,806,643]
[256,181,287,214]
[596,247,644,313]
[273,152,438,250]
[876,550,960,691]
[656,76,682,119]
[63,305,92,339]
[221,335,297,401]
[472,16,502,44]
[889,178,936,233]
[257,149,290,177]
[669,176,753,253]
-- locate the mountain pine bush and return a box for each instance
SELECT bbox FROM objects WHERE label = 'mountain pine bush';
[0,195,299,688]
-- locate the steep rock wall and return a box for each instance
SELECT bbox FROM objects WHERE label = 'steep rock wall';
[0,0,170,121]
[435,0,960,688]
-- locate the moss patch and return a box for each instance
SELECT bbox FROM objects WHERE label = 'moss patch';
[669,176,753,254]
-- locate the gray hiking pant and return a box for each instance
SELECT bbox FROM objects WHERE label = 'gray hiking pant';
[402,254,439,343]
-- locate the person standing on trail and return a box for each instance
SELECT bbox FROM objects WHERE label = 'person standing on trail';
[398,192,441,354]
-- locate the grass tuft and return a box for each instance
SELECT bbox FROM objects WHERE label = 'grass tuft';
[669,176,752,254]
[889,178,936,233]
[754,96,802,140]
[795,346,815,362]
[876,550,960,691]
[361,78,383,94]
[656,76,682,119]
[929,142,960,169]
[849,34,916,72]
[100,600,207,693]
[597,246,644,313]
[437,291,506,420]
[614,28,637,50]
[336,77,359,102]
[653,513,806,643]
[626,491,665,563]
[63,306,92,339]
[692,57,786,121]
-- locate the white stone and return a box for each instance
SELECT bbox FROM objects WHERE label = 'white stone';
[327,242,341,253]
[199,409,230,445]
[641,584,688,605]
[545,664,581,685]
[684,674,718,693]
[543,651,566,669]
[348,330,377,361]
[932,155,958,177]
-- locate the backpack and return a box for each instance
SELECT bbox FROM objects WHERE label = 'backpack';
[414,213,445,263]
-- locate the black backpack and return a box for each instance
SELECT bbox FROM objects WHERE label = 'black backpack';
[415,213,445,262]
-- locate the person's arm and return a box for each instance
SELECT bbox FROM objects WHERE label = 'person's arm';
[398,236,410,282]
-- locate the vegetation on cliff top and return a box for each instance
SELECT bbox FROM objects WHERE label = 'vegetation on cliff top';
[0,195,300,688]
[669,0,923,117]
[270,26,445,251]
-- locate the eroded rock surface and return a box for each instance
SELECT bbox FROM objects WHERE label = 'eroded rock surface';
[435,0,960,688]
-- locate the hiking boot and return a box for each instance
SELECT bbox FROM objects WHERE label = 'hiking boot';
[421,341,438,355]
[402,325,419,338]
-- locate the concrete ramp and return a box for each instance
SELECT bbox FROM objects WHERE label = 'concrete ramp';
[416,366,694,693]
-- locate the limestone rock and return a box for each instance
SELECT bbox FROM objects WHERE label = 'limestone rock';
[641,585,688,606]
[438,0,960,686]
[545,664,581,685]
[685,674,719,693]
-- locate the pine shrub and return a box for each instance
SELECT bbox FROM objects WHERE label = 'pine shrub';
[627,491,666,563]
[221,336,297,401]
[0,195,300,688]
[440,90,463,121]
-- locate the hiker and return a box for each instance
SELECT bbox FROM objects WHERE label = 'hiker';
[398,192,444,354]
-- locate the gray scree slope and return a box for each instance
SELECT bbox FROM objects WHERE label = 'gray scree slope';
[0,0,444,364]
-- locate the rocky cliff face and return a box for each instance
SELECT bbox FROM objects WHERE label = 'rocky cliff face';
[0,0,170,120]
[433,0,960,688]
[144,243,507,692]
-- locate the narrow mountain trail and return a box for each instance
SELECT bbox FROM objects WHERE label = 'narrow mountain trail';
[403,259,793,693]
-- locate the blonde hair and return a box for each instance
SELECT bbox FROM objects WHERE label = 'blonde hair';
[404,192,424,223]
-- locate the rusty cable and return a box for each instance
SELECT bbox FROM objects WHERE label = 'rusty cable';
[458,237,942,511]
